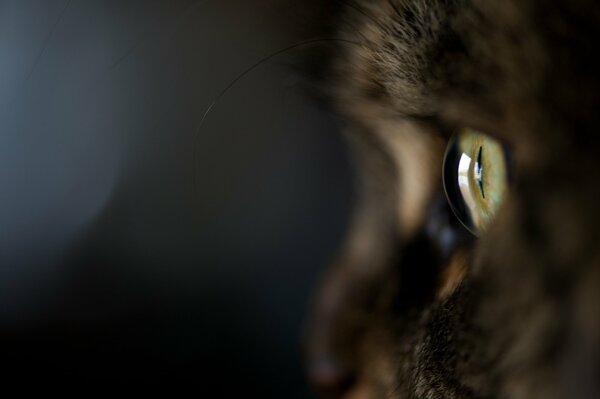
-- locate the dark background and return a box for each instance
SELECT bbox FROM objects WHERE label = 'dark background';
[0,0,352,395]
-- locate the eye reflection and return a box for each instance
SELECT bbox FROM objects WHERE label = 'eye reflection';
[443,129,509,235]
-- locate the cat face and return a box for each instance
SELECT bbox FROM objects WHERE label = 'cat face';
[306,1,600,398]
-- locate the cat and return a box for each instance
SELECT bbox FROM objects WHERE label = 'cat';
[305,1,600,398]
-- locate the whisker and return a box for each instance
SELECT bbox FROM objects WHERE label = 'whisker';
[25,0,72,82]
[109,0,209,70]
[195,37,359,132]
[193,37,360,196]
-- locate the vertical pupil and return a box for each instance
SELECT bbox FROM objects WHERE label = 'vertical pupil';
[475,146,485,199]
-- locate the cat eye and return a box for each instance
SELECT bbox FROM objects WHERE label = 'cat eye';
[442,129,509,236]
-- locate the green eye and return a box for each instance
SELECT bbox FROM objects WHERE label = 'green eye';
[442,128,509,235]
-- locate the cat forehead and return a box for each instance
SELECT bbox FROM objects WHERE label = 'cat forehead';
[339,0,600,145]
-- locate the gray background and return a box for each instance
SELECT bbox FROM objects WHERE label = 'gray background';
[0,0,352,395]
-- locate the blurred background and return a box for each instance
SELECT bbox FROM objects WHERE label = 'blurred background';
[0,0,353,394]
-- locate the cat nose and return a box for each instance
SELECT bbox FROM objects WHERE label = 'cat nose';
[308,357,354,398]
[305,278,360,398]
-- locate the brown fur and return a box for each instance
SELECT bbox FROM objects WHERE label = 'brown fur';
[306,1,600,398]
